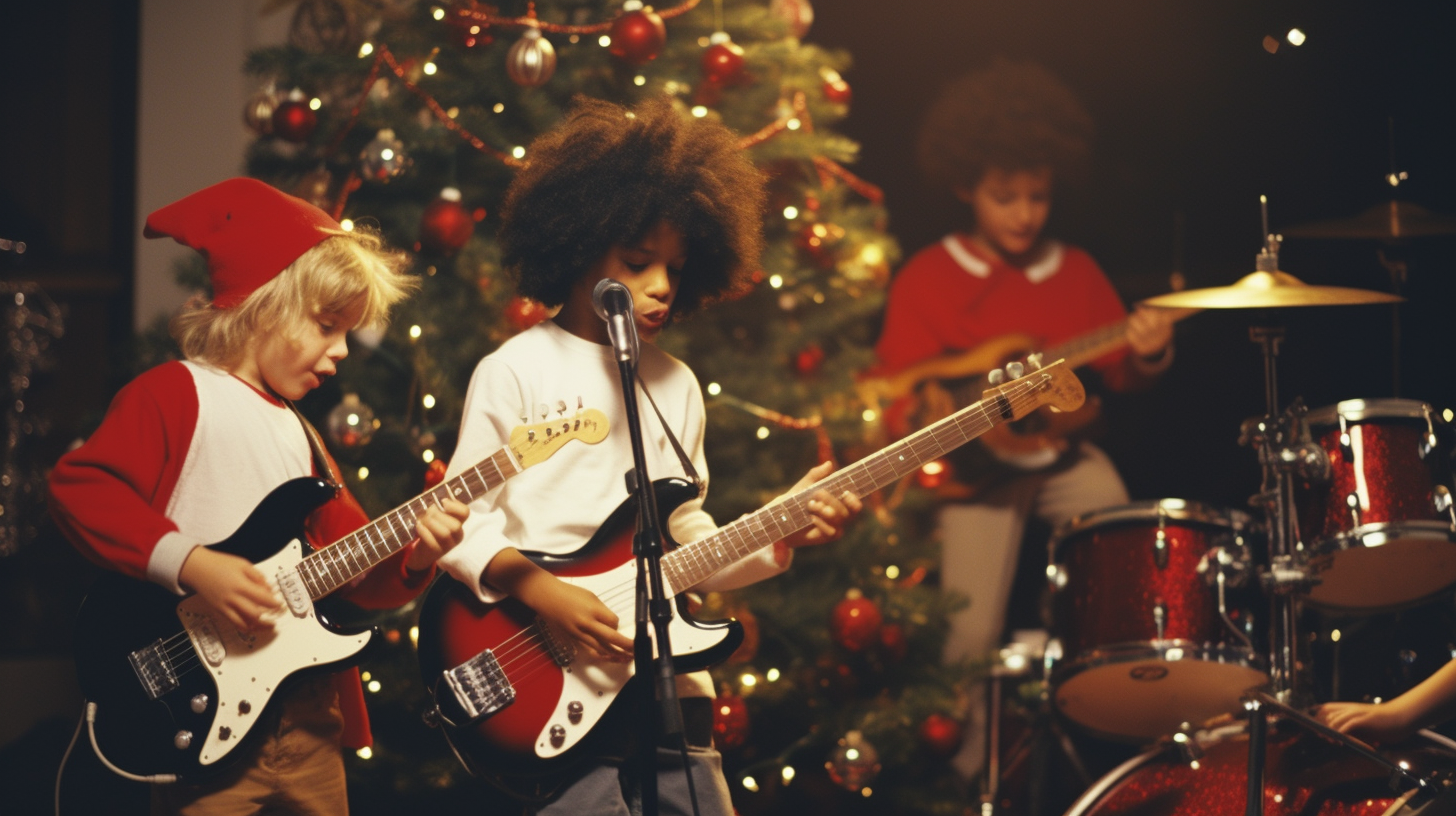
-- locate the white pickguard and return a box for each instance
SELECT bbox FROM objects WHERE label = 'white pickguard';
[176,539,371,766]
[531,560,726,759]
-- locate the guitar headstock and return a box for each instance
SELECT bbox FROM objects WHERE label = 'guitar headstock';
[982,357,1085,420]
[509,408,610,469]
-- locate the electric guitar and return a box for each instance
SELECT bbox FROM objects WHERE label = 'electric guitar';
[71,409,608,782]
[415,361,1084,799]
[896,309,1194,478]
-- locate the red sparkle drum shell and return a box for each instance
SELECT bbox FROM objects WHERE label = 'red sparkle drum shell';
[1064,720,1456,816]
[1297,399,1456,611]
[1050,500,1268,742]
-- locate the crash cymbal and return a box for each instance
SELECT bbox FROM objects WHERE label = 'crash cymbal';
[1142,270,1404,309]
[1283,200,1456,240]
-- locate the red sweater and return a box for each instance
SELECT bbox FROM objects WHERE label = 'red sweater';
[50,360,433,748]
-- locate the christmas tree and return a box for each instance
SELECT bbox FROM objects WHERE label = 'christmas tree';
[177,0,979,812]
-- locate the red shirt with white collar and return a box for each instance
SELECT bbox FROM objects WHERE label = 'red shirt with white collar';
[875,235,1143,389]
[49,360,432,747]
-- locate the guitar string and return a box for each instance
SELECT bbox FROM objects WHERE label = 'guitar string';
[476,380,1059,692]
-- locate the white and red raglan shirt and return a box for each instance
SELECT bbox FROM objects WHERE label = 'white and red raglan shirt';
[49,360,432,748]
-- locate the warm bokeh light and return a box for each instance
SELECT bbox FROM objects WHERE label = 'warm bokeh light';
[1286,28,1306,46]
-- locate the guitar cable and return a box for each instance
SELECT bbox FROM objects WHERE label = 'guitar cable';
[83,701,180,783]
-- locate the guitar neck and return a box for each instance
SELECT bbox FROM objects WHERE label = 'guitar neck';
[1042,320,1131,371]
[663,374,1050,590]
[297,448,520,599]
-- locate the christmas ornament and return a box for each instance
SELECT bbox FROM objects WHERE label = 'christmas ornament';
[701,35,745,85]
[712,693,751,750]
[797,221,845,267]
[831,589,882,652]
[769,0,814,39]
[825,730,880,791]
[243,86,278,136]
[507,27,556,87]
[877,622,908,663]
[794,343,825,377]
[271,90,317,143]
[327,393,377,449]
[287,0,362,54]
[918,713,963,758]
[360,129,409,182]
[425,458,449,488]
[419,188,475,254]
[504,296,550,331]
[821,66,851,105]
[608,6,666,66]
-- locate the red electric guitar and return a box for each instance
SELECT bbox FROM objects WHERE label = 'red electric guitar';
[415,360,1084,800]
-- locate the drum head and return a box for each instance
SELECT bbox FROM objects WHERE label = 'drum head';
[1054,650,1267,741]
[1306,523,1456,610]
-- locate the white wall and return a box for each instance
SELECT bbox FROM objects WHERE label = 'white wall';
[134,0,291,329]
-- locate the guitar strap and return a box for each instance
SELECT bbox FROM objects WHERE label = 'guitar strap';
[287,401,344,490]
[635,372,703,497]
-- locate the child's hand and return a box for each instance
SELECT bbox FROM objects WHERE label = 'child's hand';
[1314,700,1418,745]
[518,571,634,663]
[777,461,863,550]
[406,497,470,573]
[178,546,283,631]
[1126,306,1174,359]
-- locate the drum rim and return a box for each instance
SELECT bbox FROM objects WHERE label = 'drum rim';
[1050,640,1267,686]
[1049,499,1254,549]
[1308,397,1435,425]
[1305,519,1456,557]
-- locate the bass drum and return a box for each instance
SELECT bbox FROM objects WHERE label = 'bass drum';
[1064,719,1456,816]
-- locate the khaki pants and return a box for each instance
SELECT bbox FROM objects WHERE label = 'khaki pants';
[151,675,348,816]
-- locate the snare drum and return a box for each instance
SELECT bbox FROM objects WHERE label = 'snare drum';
[1049,500,1268,741]
[1064,719,1456,816]
[1298,398,1456,611]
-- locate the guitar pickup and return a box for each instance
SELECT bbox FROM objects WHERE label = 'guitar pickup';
[128,639,179,700]
[443,649,516,722]
[275,567,311,618]
[536,618,576,668]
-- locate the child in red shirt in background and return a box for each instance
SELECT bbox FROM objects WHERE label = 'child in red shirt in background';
[50,177,468,815]
[864,60,1175,781]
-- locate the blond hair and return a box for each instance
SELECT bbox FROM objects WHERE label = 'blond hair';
[171,229,415,368]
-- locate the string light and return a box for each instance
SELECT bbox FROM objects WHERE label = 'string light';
[423,449,436,463]
[741,776,759,792]
[1286,28,1306,46]
[357,747,373,759]
[766,668,780,682]
[340,219,355,231]
[359,42,374,57]
[358,467,370,480]
[783,206,799,219]
[781,766,796,782]
[409,325,423,339]
[422,394,436,409]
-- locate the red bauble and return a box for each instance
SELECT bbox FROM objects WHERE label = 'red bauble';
[712,694,751,750]
[420,189,475,255]
[821,67,852,105]
[272,97,317,143]
[796,221,844,268]
[701,41,745,85]
[878,622,908,663]
[831,592,882,652]
[424,458,449,488]
[608,8,666,66]
[794,343,825,377]
[504,296,549,331]
[918,713,964,758]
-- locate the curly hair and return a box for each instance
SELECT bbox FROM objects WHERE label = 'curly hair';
[499,96,766,316]
[917,59,1094,192]
[171,229,415,368]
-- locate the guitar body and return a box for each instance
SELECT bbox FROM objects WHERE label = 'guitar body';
[72,478,376,781]
[416,478,743,799]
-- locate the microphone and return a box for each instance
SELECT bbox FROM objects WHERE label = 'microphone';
[591,278,638,362]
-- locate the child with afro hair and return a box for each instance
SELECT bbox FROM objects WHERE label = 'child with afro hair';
[436,96,861,814]
[868,59,1175,780]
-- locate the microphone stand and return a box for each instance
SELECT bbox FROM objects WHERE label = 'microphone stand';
[602,296,686,816]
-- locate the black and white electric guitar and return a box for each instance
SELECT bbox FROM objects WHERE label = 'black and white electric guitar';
[71,409,608,782]
[415,361,1084,799]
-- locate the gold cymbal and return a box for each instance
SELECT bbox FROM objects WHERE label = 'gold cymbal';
[1283,200,1456,240]
[1141,270,1404,309]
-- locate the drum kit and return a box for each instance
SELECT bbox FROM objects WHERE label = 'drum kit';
[980,201,1456,816]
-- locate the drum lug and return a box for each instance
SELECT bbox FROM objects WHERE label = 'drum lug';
[1154,525,1169,570]
[1421,403,1438,459]
[1435,485,1454,521]
[1345,492,1363,527]
[1153,599,1167,642]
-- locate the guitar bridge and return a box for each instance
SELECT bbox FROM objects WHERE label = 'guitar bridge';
[443,649,516,722]
[128,639,179,700]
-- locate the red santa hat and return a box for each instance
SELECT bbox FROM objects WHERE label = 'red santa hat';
[144,177,342,308]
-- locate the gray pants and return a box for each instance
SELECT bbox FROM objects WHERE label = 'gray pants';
[939,442,1129,779]
[532,746,734,816]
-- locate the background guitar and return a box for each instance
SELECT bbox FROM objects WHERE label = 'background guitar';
[415,361,1085,800]
[71,409,606,782]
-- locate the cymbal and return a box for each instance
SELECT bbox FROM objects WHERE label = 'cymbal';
[1141,270,1404,309]
[1283,200,1456,240]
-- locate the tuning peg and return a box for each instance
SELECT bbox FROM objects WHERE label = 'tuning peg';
[987,368,1006,385]
[1026,353,1044,370]
[1006,361,1025,379]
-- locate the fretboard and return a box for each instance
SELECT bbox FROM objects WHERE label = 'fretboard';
[295,447,520,599]
[662,373,1050,591]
